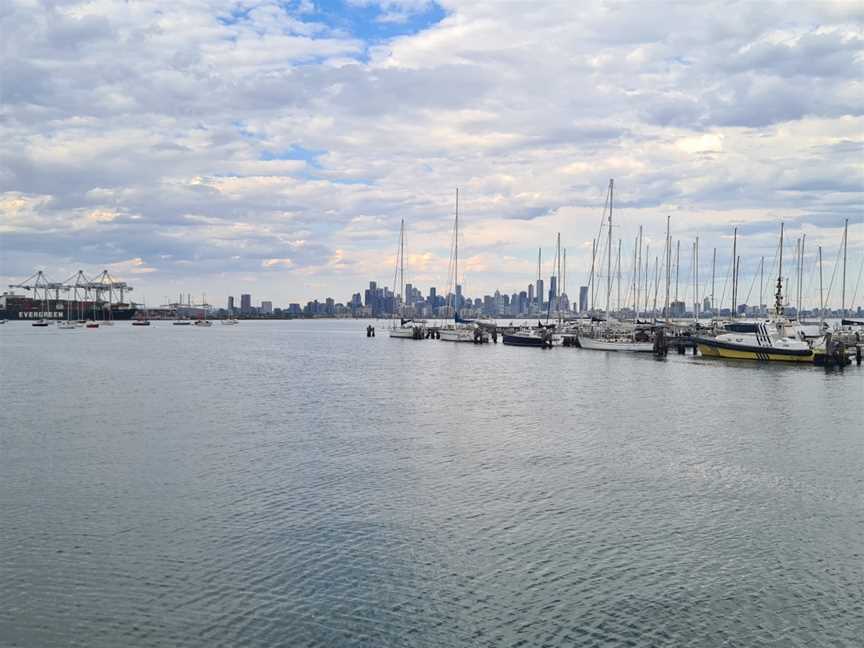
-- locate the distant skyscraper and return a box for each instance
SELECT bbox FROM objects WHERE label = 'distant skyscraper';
[260,301,273,315]
[549,276,558,306]
[240,293,252,314]
[536,279,544,308]
[228,296,235,312]
[527,283,534,307]
[579,286,589,313]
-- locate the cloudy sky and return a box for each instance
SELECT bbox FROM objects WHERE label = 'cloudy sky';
[2,0,862,309]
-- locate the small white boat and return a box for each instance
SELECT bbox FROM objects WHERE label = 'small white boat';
[221,318,239,325]
[438,325,488,343]
[193,319,212,327]
[32,319,50,327]
[85,321,100,329]
[577,336,654,352]
[0,319,6,324]
[57,321,78,330]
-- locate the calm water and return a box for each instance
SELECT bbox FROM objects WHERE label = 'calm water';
[1,320,862,647]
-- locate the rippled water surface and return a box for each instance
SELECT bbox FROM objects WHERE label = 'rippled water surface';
[1,319,862,647]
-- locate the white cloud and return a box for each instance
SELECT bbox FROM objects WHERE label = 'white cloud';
[0,0,861,307]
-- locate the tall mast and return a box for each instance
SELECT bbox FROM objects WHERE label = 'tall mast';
[674,240,680,303]
[731,228,737,318]
[631,232,639,314]
[775,222,784,317]
[635,228,643,319]
[664,215,671,319]
[795,237,801,316]
[692,241,696,318]
[589,239,595,312]
[454,188,459,312]
[616,239,621,313]
[818,245,824,324]
[842,218,848,315]
[695,235,699,319]
[643,243,650,316]
[401,219,406,317]
[606,179,613,316]
[801,233,806,315]
[556,232,561,319]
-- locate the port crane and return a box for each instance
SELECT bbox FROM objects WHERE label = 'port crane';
[8,271,66,304]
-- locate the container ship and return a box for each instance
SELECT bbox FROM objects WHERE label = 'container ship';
[2,269,138,321]
[0,293,138,320]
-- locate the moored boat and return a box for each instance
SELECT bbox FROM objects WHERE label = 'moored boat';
[502,328,554,348]
[577,336,654,352]
[694,223,818,363]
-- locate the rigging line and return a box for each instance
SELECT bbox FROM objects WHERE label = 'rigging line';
[742,258,759,305]
[848,254,863,310]
[823,238,845,308]
[718,254,733,315]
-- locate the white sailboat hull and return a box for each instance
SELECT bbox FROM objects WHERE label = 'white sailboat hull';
[578,336,654,352]
[389,326,424,339]
[439,328,477,342]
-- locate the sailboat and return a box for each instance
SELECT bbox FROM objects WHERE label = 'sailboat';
[132,301,151,326]
[438,189,488,343]
[57,297,78,329]
[193,294,212,326]
[577,180,655,353]
[695,223,815,362]
[389,218,426,340]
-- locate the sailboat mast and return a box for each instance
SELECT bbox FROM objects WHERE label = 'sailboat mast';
[818,245,824,323]
[695,236,699,319]
[674,240,680,302]
[616,239,621,313]
[606,179,613,316]
[842,218,848,316]
[633,225,642,321]
[664,215,671,319]
[454,188,459,313]
[643,243,650,315]
[775,222,785,317]
[557,232,562,315]
[589,240,595,312]
[400,218,405,317]
[731,227,738,319]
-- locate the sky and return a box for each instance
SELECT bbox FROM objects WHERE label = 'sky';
[1,0,863,310]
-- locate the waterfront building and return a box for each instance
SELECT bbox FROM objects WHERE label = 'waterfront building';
[240,293,252,314]
[261,301,273,315]
[579,286,588,313]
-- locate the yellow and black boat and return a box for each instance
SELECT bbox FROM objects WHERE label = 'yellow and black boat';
[695,321,814,362]
[695,221,818,364]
